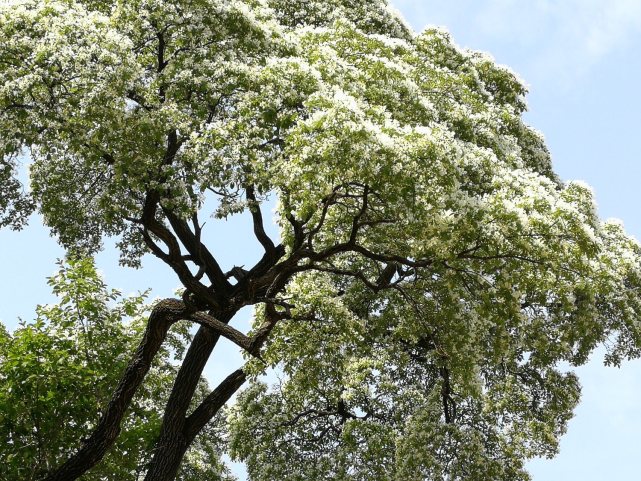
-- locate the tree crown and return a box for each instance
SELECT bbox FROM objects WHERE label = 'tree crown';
[2,1,641,479]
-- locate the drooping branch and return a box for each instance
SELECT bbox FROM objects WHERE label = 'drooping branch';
[43,299,190,481]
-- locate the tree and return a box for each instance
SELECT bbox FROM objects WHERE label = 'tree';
[0,258,233,480]
[1,0,641,479]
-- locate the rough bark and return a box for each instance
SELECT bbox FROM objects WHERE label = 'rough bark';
[144,369,247,481]
[143,324,221,481]
[143,432,190,481]
[43,299,189,481]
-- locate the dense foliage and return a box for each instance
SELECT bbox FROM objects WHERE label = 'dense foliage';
[1,0,641,480]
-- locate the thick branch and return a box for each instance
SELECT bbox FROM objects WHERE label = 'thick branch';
[189,311,254,354]
[280,189,306,250]
[43,299,189,481]
[349,184,369,242]
[184,369,247,440]
[163,208,231,292]
[140,193,220,308]
[141,327,221,481]
[243,302,290,360]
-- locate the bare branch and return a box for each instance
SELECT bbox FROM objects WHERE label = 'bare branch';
[246,184,276,254]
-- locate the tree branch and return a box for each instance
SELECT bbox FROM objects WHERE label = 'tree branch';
[142,324,222,481]
[42,299,190,481]
[246,184,276,254]
[140,193,220,308]
[184,369,247,440]
[189,311,255,354]
[162,208,231,293]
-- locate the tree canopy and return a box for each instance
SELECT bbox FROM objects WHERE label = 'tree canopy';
[1,0,641,480]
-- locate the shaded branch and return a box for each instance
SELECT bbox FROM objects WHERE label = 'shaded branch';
[139,191,220,308]
[184,369,247,440]
[245,302,290,357]
[309,262,400,293]
[246,184,276,254]
[142,323,224,481]
[162,208,231,293]
[440,366,456,424]
[189,311,255,354]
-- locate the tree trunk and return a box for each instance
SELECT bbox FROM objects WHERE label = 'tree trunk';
[143,432,190,481]
[144,369,247,481]
[143,324,220,481]
[43,300,188,481]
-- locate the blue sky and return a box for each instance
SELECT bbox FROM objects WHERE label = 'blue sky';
[1,1,640,479]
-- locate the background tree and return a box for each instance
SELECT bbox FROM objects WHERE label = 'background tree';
[0,258,232,480]
[1,0,641,480]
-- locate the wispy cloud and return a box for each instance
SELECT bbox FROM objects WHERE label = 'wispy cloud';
[579,0,641,58]
[477,0,641,87]
[392,0,641,88]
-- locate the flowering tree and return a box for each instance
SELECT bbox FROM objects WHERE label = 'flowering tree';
[2,0,641,480]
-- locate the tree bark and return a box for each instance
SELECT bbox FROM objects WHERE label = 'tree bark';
[143,324,220,481]
[43,300,189,481]
[143,431,191,481]
[43,297,251,481]
[143,369,247,481]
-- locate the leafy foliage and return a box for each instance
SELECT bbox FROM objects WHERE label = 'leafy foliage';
[0,258,232,480]
[1,1,641,480]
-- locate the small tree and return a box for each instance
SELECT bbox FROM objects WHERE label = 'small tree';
[1,0,641,480]
[0,258,231,480]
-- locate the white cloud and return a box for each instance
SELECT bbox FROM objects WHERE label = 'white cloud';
[580,0,641,58]
[477,0,641,85]
[392,0,641,88]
